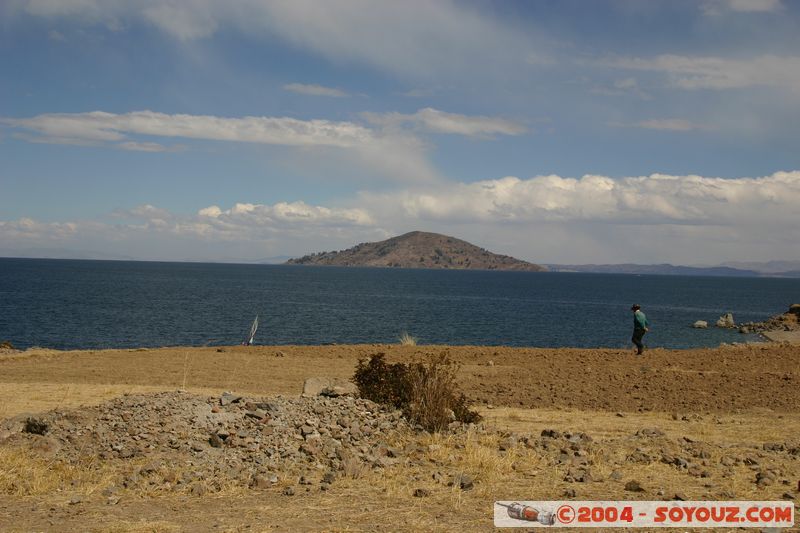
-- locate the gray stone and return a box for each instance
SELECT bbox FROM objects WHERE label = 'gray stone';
[692,320,708,329]
[564,467,593,483]
[220,392,242,406]
[625,480,644,492]
[635,427,665,438]
[449,473,474,490]
[498,435,517,451]
[302,377,357,398]
[251,475,272,489]
[118,448,135,459]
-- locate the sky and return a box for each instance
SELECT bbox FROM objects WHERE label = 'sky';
[1,0,799,265]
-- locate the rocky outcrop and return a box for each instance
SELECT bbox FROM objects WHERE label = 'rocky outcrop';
[716,313,735,328]
[0,340,19,355]
[738,304,800,335]
[692,321,708,329]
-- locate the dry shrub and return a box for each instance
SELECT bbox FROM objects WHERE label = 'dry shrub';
[341,456,365,479]
[406,353,481,431]
[24,417,49,435]
[352,352,410,408]
[353,352,481,432]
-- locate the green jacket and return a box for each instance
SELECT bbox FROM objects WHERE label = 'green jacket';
[634,310,649,330]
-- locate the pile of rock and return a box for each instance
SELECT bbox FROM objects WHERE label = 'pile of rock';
[0,390,412,493]
[738,304,800,334]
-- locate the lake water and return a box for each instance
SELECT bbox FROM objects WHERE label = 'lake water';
[1,258,797,350]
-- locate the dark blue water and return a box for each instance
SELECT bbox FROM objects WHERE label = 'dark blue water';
[0,258,797,350]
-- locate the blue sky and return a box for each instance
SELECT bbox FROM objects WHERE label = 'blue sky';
[1,0,799,264]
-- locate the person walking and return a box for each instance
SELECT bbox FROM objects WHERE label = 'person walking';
[631,304,649,355]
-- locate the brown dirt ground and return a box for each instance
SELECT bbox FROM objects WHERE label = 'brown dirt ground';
[1,343,799,532]
[2,342,799,414]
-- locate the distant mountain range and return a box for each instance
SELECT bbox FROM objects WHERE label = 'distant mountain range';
[0,247,135,261]
[3,241,799,277]
[286,231,546,271]
[719,260,800,275]
[546,262,800,277]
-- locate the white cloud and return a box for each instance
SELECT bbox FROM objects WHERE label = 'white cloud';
[1,108,532,182]
[606,54,800,92]
[399,88,435,98]
[0,217,78,240]
[0,211,380,263]
[355,171,800,263]
[197,201,373,230]
[283,83,349,98]
[117,204,173,221]
[142,3,218,40]
[360,171,800,227]
[2,172,800,264]
[116,140,178,152]
[636,119,709,131]
[2,110,374,147]
[610,119,710,131]
[7,0,541,80]
[702,0,783,15]
[362,108,527,137]
[197,205,222,218]
[1,109,441,183]
[590,77,651,100]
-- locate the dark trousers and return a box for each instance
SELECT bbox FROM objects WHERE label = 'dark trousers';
[632,329,646,354]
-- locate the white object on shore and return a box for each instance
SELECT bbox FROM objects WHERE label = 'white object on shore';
[243,315,258,345]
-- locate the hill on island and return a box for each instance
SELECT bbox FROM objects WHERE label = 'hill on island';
[286,231,546,271]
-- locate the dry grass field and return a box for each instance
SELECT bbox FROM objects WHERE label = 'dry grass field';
[1,343,798,532]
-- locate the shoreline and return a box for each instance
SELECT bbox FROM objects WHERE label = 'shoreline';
[0,331,788,355]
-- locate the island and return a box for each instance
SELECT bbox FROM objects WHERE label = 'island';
[286,231,546,271]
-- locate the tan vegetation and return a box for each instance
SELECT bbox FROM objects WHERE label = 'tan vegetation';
[398,331,417,346]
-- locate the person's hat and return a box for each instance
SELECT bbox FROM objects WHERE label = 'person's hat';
[631,304,641,310]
